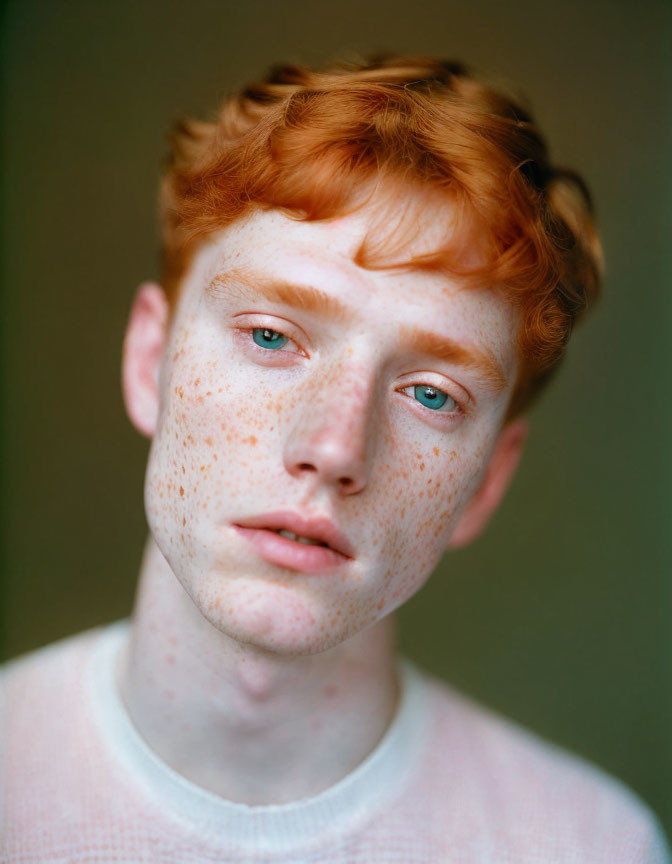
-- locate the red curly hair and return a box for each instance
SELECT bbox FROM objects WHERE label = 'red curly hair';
[159,55,602,417]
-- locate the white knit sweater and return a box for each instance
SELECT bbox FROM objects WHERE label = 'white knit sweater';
[2,619,669,863]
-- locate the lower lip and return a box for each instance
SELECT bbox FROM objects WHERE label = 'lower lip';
[232,526,351,573]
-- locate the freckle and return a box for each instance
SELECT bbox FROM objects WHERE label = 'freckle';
[182,517,186,526]
[248,435,257,446]
[433,446,439,456]
[198,396,204,404]
[178,386,184,399]
[226,434,232,442]
[213,453,218,461]
[205,437,213,446]
[218,388,223,393]
[206,391,212,396]
[181,465,185,474]
[179,486,184,496]
[419,463,425,470]
[195,378,200,386]
[427,478,432,484]
[200,465,205,471]
[377,599,385,610]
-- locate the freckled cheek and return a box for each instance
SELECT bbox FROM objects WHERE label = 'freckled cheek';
[381,448,476,569]
[152,368,291,517]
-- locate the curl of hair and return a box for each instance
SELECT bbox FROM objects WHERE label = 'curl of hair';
[160,55,602,417]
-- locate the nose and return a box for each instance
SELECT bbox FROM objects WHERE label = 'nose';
[283,369,375,496]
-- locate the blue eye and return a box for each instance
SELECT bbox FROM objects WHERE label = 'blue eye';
[412,385,455,411]
[252,328,288,350]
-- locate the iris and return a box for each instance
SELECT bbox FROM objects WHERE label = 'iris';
[253,328,288,350]
[414,385,451,410]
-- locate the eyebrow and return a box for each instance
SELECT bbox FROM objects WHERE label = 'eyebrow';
[206,267,352,322]
[398,325,507,392]
[207,267,507,392]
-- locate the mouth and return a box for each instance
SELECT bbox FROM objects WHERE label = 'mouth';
[268,528,330,547]
[231,511,354,573]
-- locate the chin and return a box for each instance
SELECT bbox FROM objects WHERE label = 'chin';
[191,580,354,656]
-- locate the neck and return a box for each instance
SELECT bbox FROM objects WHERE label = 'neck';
[118,537,400,805]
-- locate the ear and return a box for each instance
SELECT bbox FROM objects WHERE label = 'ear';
[122,282,169,438]
[448,419,528,549]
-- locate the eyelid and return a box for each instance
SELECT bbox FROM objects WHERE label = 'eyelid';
[401,384,459,410]
[233,312,310,346]
[234,316,308,358]
[397,371,471,408]
[397,384,466,418]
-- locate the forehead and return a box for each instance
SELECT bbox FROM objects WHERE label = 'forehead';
[180,189,520,382]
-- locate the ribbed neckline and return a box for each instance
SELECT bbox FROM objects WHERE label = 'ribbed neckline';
[88,619,430,856]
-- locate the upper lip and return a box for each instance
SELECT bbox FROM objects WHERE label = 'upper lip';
[233,510,355,558]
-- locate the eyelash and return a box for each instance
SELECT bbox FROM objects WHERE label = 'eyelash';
[237,325,466,417]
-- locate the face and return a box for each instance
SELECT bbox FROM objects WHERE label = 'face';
[125,190,524,655]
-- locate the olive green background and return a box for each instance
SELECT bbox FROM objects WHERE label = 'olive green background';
[2,0,670,838]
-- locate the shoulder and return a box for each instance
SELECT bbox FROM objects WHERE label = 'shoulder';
[2,621,121,701]
[1,620,128,767]
[1,623,132,859]
[411,664,670,863]
[2,622,109,672]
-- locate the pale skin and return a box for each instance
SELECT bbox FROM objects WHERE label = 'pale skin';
[119,187,528,805]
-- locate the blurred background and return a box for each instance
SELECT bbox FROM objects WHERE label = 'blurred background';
[2,0,670,838]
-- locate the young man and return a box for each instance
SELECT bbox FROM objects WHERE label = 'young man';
[2,56,669,862]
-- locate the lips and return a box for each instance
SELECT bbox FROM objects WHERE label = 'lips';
[232,510,354,558]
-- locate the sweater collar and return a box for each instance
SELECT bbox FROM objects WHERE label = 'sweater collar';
[89,618,430,856]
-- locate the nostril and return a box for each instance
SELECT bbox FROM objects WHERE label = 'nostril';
[298,463,317,472]
[339,477,353,487]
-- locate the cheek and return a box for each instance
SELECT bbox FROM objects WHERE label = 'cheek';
[146,349,293,543]
[370,433,488,606]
